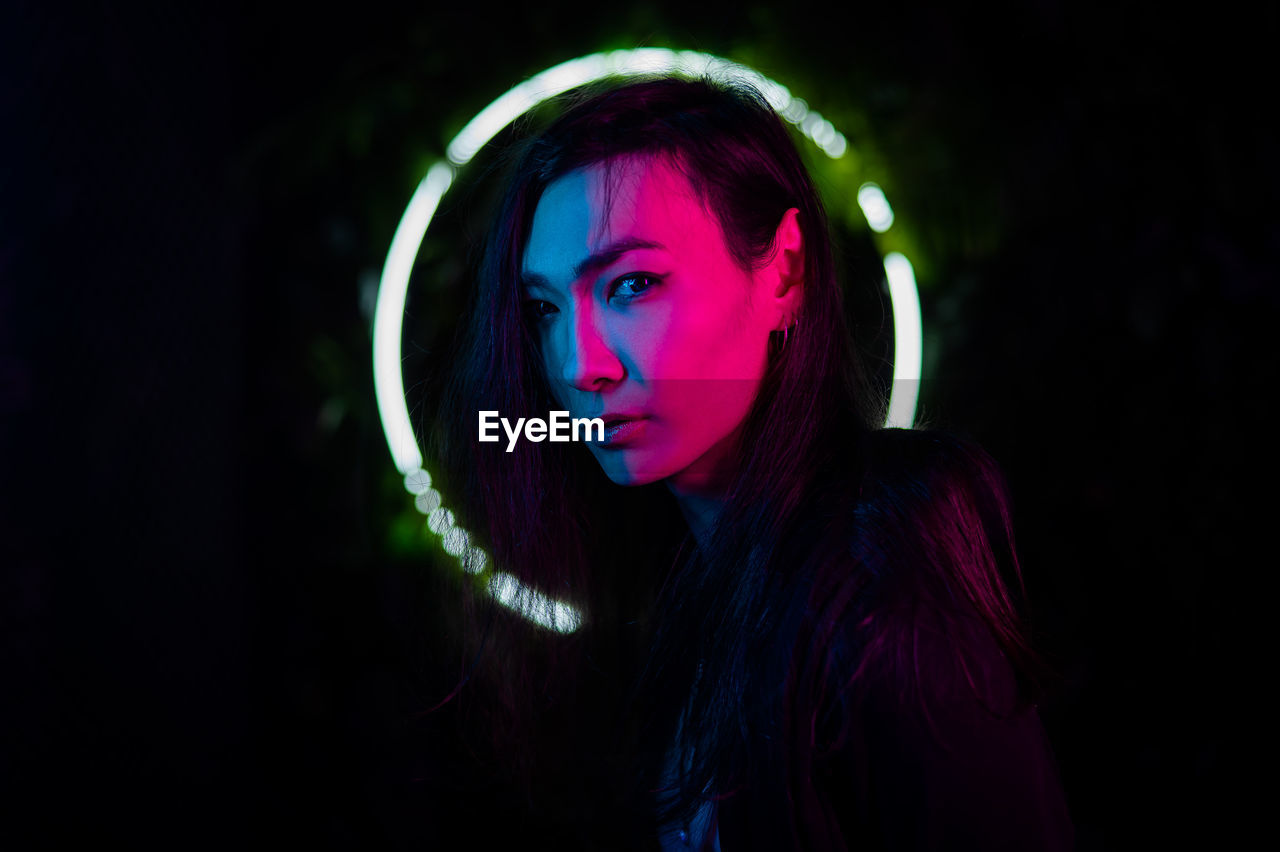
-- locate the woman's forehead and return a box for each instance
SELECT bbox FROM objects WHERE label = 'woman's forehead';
[523,156,712,279]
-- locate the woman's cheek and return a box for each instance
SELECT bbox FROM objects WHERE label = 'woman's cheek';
[657,307,724,380]
[626,302,679,373]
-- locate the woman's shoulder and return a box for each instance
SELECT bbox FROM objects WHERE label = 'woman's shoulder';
[809,607,1074,851]
[847,426,1029,661]
[784,429,1074,849]
[808,426,1020,588]
[800,537,1028,740]
[787,425,1046,750]
[808,428,1024,634]
[856,427,1016,519]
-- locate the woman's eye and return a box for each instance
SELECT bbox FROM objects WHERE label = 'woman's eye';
[611,273,661,301]
[523,299,558,321]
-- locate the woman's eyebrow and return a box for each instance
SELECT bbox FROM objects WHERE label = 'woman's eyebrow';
[572,237,665,280]
[522,237,665,293]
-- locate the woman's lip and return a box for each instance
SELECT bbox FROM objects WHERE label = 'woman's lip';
[597,417,646,448]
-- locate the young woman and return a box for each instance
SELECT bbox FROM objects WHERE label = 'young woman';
[430,75,1073,850]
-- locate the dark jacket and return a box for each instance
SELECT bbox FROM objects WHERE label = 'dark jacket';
[715,584,1075,850]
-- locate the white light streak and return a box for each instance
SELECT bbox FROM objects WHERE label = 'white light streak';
[812,119,836,147]
[426,507,455,535]
[489,572,584,634]
[460,546,488,575]
[443,49,849,171]
[782,97,808,123]
[404,468,432,495]
[441,525,470,556]
[372,160,454,474]
[883,252,922,428]
[857,182,895,233]
[413,487,442,515]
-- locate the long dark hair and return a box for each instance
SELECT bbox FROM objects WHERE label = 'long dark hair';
[429,75,1038,842]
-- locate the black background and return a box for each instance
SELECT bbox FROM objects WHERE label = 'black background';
[3,1,1271,848]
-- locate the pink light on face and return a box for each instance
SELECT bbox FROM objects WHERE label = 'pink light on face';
[521,156,798,498]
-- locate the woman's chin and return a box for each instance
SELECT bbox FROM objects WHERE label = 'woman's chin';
[600,466,667,488]
[590,450,671,488]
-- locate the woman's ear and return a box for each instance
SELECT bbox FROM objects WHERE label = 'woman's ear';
[769,207,804,319]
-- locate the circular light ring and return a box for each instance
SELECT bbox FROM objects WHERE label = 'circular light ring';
[372,49,924,632]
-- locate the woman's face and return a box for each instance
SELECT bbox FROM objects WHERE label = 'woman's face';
[520,156,798,496]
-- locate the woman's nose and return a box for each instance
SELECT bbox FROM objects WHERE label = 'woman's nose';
[559,306,625,391]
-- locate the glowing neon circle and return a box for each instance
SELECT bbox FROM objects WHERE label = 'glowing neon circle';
[372,49,923,633]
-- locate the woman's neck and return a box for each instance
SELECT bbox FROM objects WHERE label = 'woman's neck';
[664,424,747,549]
[668,487,726,551]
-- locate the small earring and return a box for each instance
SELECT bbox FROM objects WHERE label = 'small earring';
[780,317,798,350]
